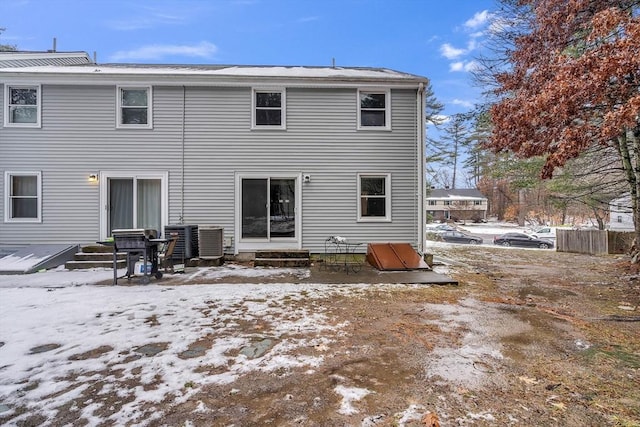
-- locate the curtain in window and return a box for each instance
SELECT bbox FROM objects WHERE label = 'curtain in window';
[109,179,133,232]
[137,179,161,234]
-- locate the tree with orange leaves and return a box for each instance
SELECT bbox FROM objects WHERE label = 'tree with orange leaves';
[488,0,640,255]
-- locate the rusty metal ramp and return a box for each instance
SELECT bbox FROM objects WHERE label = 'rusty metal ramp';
[366,243,431,271]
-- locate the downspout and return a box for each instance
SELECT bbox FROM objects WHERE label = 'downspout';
[180,86,186,223]
[417,82,425,254]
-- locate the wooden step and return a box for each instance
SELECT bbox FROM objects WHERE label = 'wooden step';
[66,246,126,270]
[255,250,309,259]
[253,249,310,268]
[73,252,126,262]
[65,259,127,270]
[254,258,310,268]
[81,245,114,254]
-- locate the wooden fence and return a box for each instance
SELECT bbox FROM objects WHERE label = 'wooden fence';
[556,229,634,255]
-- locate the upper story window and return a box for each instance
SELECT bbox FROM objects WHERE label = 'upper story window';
[117,86,152,128]
[4,84,41,128]
[252,89,285,129]
[4,171,41,222]
[358,89,390,130]
[357,173,391,222]
[474,200,483,205]
[444,200,452,206]
[617,215,623,223]
[428,200,437,206]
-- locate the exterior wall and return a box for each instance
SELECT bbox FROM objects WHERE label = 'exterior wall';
[609,195,634,231]
[0,83,421,254]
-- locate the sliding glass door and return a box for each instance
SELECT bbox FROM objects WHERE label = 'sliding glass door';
[101,172,166,239]
[241,177,296,240]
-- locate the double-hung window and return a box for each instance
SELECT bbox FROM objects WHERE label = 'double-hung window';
[5,172,41,222]
[358,89,390,130]
[357,173,391,221]
[253,89,285,129]
[4,84,41,127]
[117,86,152,128]
[428,200,437,206]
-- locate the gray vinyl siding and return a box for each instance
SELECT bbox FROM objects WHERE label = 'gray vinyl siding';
[0,83,420,253]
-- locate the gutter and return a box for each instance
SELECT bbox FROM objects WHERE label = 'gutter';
[417,82,425,254]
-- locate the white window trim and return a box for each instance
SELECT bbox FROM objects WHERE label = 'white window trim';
[3,84,42,128]
[357,173,391,222]
[116,85,153,129]
[4,171,42,223]
[357,88,391,130]
[98,171,168,241]
[251,88,286,130]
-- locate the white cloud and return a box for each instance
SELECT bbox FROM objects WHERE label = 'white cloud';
[488,16,515,35]
[298,16,320,23]
[464,60,480,72]
[449,62,464,72]
[441,38,479,60]
[435,114,450,125]
[449,60,479,73]
[452,99,474,108]
[109,41,218,62]
[427,114,449,126]
[440,43,466,59]
[465,10,492,29]
[106,11,186,31]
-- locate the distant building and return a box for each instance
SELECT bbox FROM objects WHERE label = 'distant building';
[609,193,634,231]
[426,189,488,222]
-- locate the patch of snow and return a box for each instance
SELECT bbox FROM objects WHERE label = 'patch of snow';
[422,299,505,389]
[334,385,373,415]
[0,267,118,288]
[0,268,391,425]
[0,253,48,272]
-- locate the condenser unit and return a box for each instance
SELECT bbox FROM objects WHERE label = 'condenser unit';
[198,225,224,259]
[164,224,199,261]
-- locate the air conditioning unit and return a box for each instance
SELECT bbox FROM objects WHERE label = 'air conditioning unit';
[198,225,224,259]
[164,224,199,261]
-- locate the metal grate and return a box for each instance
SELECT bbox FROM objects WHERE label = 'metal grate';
[164,225,199,261]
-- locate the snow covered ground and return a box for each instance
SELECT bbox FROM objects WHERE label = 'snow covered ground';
[0,266,430,425]
[0,224,537,424]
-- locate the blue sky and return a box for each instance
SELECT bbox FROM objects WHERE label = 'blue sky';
[0,0,496,118]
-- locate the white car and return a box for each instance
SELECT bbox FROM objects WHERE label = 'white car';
[529,227,556,240]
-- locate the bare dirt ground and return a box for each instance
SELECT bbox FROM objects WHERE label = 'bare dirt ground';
[5,245,640,426]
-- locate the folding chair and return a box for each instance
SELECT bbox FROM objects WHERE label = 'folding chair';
[158,234,179,273]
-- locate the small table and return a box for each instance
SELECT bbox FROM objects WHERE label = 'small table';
[323,236,364,274]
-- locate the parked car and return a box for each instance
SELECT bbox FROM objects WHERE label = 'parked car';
[441,231,483,244]
[493,233,554,249]
[426,224,457,234]
[529,226,556,240]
